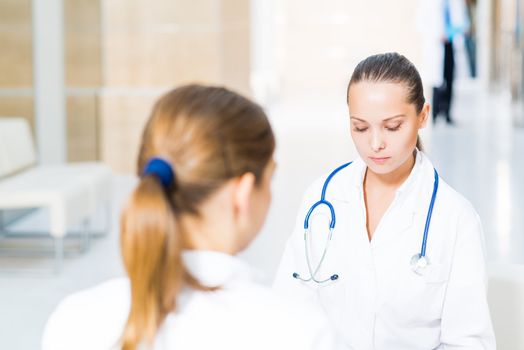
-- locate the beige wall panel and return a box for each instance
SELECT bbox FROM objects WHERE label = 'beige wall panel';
[64,0,102,86]
[0,0,33,87]
[221,0,249,23]
[99,94,156,172]
[104,0,218,28]
[278,0,423,98]
[148,0,218,25]
[67,95,98,161]
[65,34,102,86]
[98,0,252,172]
[103,32,149,86]
[219,0,250,94]
[150,31,222,86]
[0,97,34,129]
[220,24,250,95]
[104,30,222,87]
[102,0,227,87]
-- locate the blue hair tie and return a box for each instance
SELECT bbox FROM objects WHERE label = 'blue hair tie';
[143,157,175,188]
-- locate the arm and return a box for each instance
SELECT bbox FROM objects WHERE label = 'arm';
[440,204,496,349]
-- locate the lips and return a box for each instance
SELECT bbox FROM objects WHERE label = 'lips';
[369,156,391,164]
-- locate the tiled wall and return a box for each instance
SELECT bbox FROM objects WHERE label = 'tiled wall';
[0,0,33,88]
[0,0,34,130]
[99,0,251,172]
[64,0,102,162]
[0,0,250,171]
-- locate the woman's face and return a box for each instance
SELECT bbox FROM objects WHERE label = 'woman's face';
[347,81,428,175]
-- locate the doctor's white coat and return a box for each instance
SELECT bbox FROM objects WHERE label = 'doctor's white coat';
[273,152,495,350]
[43,251,339,350]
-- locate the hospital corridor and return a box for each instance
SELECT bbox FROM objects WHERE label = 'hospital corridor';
[1,0,524,349]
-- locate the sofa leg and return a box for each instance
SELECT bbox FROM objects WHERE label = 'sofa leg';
[103,201,112,235]
[54,237,63,273]
[81,219,90,252]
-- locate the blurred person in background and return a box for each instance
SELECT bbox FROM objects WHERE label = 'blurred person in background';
[274,53,495,350]
[418,0,470,125]
[464,0,478,78]
[42,85,339,350]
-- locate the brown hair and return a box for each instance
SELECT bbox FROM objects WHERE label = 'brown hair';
[347,52,425,150]
[119,84,275,350]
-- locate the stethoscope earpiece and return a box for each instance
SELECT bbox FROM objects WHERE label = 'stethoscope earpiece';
[292,271,340,283]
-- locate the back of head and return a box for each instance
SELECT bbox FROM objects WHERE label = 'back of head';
[120,84,275,349]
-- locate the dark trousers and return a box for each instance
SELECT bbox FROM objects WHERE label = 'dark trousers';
[433,41,455,123]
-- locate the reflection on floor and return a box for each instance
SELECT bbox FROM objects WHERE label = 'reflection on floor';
[1,81,523,349]
[429,82,524,265]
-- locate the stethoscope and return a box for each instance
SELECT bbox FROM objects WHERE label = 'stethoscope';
[292,162,439,284]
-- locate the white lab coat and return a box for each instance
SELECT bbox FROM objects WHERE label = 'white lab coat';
[273,151,495,350]
[42,251,339,350]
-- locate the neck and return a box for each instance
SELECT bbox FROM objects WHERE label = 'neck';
[365,152,416,190]
[181,214,237,254]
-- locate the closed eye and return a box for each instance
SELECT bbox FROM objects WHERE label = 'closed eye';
[385,123,402,131]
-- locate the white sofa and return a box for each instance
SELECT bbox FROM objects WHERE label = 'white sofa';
[0,117,112,272]
[488,262,524,349]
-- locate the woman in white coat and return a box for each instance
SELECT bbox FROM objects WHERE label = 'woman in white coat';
[42,85,338,350]
[273,53,495,349]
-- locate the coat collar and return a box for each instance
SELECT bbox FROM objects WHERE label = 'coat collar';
[370,151,438,249]
[330,149,436,213]
[182,250,254,287]
[325,150,438,249]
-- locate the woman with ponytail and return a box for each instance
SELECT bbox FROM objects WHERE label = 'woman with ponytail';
[43,85,338,350]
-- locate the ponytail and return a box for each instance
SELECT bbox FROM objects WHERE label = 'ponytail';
[119,84,275,349]
[120,176,184,350]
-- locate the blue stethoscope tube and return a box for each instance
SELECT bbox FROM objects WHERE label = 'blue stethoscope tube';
[293,162,439,284]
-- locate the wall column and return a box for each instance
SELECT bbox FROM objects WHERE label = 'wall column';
[32,0,66,164]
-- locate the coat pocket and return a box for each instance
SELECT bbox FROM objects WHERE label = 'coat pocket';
[422,263,451,283]
[387,263,451,327]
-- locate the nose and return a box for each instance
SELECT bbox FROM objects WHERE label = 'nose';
[371,130,385,152]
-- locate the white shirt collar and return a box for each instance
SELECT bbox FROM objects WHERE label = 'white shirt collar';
[348,149,422,190]
[343,149,434,211]
[395,148,423,195]
[181,250,254,287]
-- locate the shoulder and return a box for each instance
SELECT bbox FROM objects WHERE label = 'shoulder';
[52,277,130,316]
[42,278,130,350]
[419,159,482,241]
[436,177,479,223]
[203,280,330,332]
[219,282,337,349]
[419,152,477,219]
[302,161,358,201]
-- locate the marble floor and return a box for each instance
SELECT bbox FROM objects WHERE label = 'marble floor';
[0,80,523,349]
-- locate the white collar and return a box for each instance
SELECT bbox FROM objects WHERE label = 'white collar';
[348,149,422,190]
[333,149,435,212]
[395,149,423,195]
[182,250,254,287]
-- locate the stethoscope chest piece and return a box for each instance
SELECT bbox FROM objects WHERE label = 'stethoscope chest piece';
[410,254,429,275]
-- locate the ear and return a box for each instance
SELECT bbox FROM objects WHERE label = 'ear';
[418,102,430,129]
[233,172,256,216]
